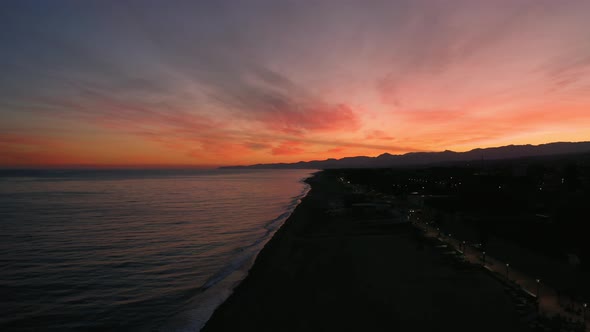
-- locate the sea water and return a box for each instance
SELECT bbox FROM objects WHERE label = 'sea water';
[0,169,314,331]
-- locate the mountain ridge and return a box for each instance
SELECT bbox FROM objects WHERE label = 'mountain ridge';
[220,141,590,169]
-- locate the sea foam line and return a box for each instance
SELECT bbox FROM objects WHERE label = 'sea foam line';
[160,178,312,332]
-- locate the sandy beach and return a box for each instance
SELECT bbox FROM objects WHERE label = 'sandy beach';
[202,171,524,332]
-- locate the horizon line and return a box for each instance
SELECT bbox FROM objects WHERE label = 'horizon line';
[2,140,588,170]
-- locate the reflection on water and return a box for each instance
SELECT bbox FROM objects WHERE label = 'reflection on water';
[0,169,313,331]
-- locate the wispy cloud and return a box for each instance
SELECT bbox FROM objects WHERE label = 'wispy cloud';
[1,0,590,166]
[271,141,305,156]
[365,130,395,141]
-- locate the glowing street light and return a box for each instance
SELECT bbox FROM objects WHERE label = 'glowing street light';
[536,279,541,298]
[505,263,510,280]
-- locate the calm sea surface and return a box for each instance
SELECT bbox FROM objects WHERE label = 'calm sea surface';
[0,169,314,331]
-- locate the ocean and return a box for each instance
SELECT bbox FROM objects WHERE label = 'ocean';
[0,169,314,331]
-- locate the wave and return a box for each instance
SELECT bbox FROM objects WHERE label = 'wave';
[159,180,311,332]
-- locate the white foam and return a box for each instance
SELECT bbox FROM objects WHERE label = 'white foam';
[160,181,311,332]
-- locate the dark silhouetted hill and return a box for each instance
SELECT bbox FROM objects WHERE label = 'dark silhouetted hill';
[220,141,590,169]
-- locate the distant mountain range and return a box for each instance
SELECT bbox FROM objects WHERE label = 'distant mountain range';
[221,141,590,169]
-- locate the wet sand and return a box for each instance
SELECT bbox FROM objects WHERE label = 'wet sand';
[202,171,523,332]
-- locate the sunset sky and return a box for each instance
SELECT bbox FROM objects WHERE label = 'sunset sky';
[1,0,590,167]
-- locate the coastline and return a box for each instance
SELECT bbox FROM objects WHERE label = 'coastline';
[160,173,313,332]
[201,171,524,332]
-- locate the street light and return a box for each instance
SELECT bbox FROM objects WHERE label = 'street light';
[536,279,541,298]
[583,303,587,325]
[482,251,486,265]
[462,240,466,254]
[505,263,510,280]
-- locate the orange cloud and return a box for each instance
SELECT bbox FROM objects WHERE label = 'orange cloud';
[271,141,305,156]
[327,146,346,154]
[0,134,79,166]
[2,0,590,167]
[243,142,273,151]
[390,104,590,151]
[365,130,395,141]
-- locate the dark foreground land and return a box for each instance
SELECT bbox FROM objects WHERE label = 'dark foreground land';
[203,171,523,332]
[339,153,590,302]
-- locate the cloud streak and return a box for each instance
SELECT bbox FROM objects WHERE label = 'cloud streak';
[1,0,590,166]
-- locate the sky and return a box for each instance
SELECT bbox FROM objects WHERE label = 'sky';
[1,0,590,167]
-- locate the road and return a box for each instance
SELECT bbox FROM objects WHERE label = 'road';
[414,220,589,331]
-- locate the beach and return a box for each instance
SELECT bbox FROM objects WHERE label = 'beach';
[202,171,523,332]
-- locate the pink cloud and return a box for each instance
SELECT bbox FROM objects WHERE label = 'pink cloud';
[260,103,361,135]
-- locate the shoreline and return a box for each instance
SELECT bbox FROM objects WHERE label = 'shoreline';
[202,171,525,331]
[160,173,314,332]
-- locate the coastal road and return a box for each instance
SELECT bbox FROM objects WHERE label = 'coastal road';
[416,221,589,331]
